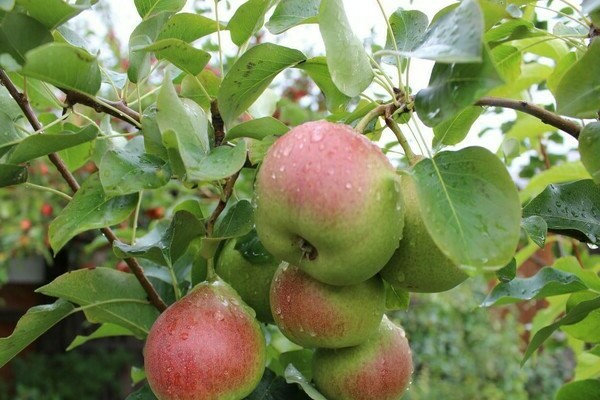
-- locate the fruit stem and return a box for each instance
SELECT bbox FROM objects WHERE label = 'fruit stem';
[207,257,217,281]
[385,118,418,166]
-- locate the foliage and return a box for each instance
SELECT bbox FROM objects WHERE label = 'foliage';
[0,0,598,398]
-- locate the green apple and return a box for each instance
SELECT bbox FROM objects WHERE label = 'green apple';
[144,279,266,400]
[216,229,279,323]
[313,316,413,400]
[270,263,385,348]
[255,120,404,286]
[381,175,468,292]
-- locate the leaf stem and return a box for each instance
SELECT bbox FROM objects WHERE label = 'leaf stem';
[374,0,405,94]
[215,0,224,78]
[167,260,182,300]
[23,183,72,201]
[385,117,417,165]
[131,190,143,245]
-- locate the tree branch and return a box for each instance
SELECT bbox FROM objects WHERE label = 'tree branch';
[211,99,225,146]
[205,170,240,236]
[62,89,141,127]
[0,69,167,312]
[475,97,581,139]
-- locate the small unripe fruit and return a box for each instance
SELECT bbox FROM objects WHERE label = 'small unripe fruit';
[144,279,266,400]
[255,120,404,286]
[270,263,385,348]
[313,316,413,400]
[41,203,53,217]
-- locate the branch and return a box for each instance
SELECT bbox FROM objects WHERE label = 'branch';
[0,69,167,312]
[211,99,225,146]
[475,97,581,139]
[62,89,141,127]
[205,170,240,236]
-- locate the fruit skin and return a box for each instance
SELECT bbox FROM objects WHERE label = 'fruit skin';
[270,263,385,348]
[313,316,413,400]
[255,120,403,286]
[381,175,468,293]
[144,279,266,400]
[216,233,279,323]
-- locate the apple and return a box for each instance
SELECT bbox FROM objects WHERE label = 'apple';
[313,316,413,400]
[270,263,385,348]
[144,279,266,400]
[381,176,468,293]
[254,120,404,286]
[216,230,279,323]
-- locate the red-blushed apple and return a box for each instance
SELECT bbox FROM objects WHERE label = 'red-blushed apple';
[144,279,266,400]
[381,175,468,293]
[313,316,413,400]
[254,120,404,286]
[270,263,384,348]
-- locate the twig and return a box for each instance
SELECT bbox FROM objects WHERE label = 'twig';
[475,97,581,139]
[211,99,225,146]
[0,69,167,312]
[205,171,241,236]
[62,89,141,127]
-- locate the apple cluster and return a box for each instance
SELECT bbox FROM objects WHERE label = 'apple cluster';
[143,121,468,400]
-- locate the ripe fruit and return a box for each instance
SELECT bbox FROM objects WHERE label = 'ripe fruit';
[115,260,130,273]
[41,203,53,217]
[270,263,384,348]
[20,219,32,231]
[313,316,413,400]
[381,175,468,293]
[144,279,266,400]
[255,120,403,286]
[216,230,279,323]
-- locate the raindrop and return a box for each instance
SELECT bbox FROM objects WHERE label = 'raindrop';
[345,183,352,190]
[310,130,324,142]
[214,311,224,321]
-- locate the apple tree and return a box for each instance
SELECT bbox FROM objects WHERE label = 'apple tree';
[0,0,599,398]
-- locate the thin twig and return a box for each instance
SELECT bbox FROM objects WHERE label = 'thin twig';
[475,97,581,139]
[211,99,225,146]
[0,69,167,312]
[205,171,241,236]
[62,89,141,127]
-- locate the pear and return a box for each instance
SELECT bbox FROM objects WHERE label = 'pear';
[216,230,279,323]
[144,279,266,400]
[254,120,404,286]
[270,263,384,348]
[313,316,413,400]
[381,175,468,292]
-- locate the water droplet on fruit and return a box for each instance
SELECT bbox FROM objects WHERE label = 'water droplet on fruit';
[180,332,189,340]
[357,187,363,193]
[311,130,324,142]
[166,366,173,373]
[286,295,291,304]
[318,143,325,150]
[279,166,285,172]
[275,307,282,315]
[345,183,352,190]
[299,143,304,149]
[327,168,334,176]
[283,145,293,156]
[271,173,276,180]
[214,311,224,321]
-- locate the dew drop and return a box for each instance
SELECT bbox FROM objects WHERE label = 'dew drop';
[279,166,285,172]
[214,311,224,321]
[345,183,352,190]
[271,173,276,180]
[311,130,324,142]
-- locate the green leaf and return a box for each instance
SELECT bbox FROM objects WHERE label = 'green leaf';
[225,117,289,141]
[554,257,600,293]
[134,0,185,19]
[403,0,484,63]
[521,215,548,248]
[0,110,25,157]
[15,0,97,29]
[49,174,139,253]
[37,268,160,338]
[140,105,168,159]
[228,0,276,46]
[136,38,211,76]
[128,13,170,83]
[114,210,205,267]
[247,135,277,165]
[490,44,521,82]
[66,323,134,351]
[0,0,14,11]
[563,291,600,343]
[21,42,101,95]
[519,161,591,203]
[384,282,410,311]
[523,180,600,245]
[218,43,306,125]
[247,369,309,400]
[523,295,600,364]
[284,364,327,400]
[556,380,600,400]
[180,68,220,109]
[157,73,210,178]
[496,258,516,283]
[0,164,27,187]
[433,106,483,146]
[481,267,587,307]
[126,384,158,400]
[295,57,351,112]
[266,0,319,34]
[415,45,503,127]
[0,300,74,368]
[412,147,521,270]
[157,13,222,42]
[382,8,428,65]
[319,0,373,97]
[7,124,98,164]
[213,199,254,239]
[0,12,53,64]
[99,137,171,196]
[580,122,600,184]
[556,39,600,118]
[547,52,577,95]
[6,72,64,109]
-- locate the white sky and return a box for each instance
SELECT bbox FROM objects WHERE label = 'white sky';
[75,1,579,163]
